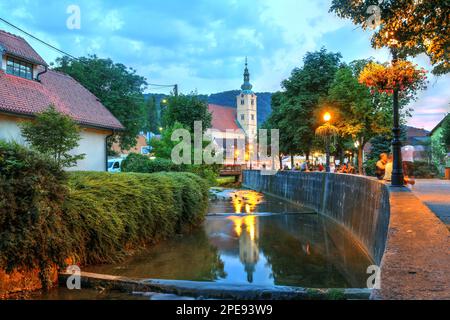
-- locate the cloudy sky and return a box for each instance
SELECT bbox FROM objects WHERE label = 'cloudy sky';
[0,0,448,130]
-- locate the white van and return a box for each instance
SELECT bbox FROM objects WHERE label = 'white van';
[107,158,123,173]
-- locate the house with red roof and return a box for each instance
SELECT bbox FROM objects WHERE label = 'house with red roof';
[0,29,123,171]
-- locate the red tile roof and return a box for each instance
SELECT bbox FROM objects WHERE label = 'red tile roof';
[208,104,239,131]
[0,30,47,66]
[0,69,124,130]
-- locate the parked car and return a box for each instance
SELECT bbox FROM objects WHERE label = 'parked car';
[108,158,123,173]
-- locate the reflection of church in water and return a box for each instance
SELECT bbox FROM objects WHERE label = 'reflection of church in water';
[237,216,259,283]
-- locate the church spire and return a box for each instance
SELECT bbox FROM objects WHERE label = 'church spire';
[241,57,253,93]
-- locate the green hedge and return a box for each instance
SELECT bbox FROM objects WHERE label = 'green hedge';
[65,171,209,265]
[0,141,70,288]
[122,153,219,185]
[0,141,209,288]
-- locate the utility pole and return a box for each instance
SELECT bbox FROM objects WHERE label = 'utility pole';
[174,84,178,96]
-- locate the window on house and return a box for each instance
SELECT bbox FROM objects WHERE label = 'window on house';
[241,99,245,105]
[251,99,254,105]
[6,57,33,80]
[251,114,255,120]
[241,114,245,120]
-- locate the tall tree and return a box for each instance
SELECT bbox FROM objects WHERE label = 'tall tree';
[53,55,148,150]
[327,62,392,173]
[20,105,85,167]
[267,48,342,160]
[330,0,449,75]
[146,95,159,133]
[162,93,212,133]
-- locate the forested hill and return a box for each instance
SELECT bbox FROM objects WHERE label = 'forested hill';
[145,90,272,126]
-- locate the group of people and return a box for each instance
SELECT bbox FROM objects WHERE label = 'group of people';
[282,161,356,174]
[376,153,415,185]
[334,163,356,174]
[283,161,325,172]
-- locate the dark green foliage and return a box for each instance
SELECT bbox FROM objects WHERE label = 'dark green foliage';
[409,161,439,178]
[0,141,70,288]
[442,115,450,149]
[122,153,181,173]
[121,153,219,186]
[162,93,212,132]
[265,48,342,158]
[330,0,449,75]
[64,171,209,265]
[53,55,148,150]
[19,105,85,168]
[0,141,209,288]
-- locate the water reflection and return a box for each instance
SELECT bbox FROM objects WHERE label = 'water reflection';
[85,191,373,288]
[227,215,259,282]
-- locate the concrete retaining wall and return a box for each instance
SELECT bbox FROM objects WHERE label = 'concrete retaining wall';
[242,171,390,264]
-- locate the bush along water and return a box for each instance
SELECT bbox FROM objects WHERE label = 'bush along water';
[121,153,220,185]
[0,141,210,289]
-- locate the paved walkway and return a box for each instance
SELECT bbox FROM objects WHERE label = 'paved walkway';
[410,179,450,226]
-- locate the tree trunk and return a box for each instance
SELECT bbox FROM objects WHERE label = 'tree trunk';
[290,155,294,168]
[358,144,364,175]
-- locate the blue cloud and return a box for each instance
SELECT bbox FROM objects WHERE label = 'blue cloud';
[0,0,448,129]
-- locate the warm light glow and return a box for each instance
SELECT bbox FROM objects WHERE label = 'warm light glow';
[159,127,163,131]
[323,112,331,122]
[231,190,263,214]
[228,215,257,241]
[161,99,168,104]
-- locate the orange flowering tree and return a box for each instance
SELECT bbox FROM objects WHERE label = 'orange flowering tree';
[358,60,427,96]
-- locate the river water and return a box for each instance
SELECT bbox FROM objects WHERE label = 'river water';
[84,190,373,289]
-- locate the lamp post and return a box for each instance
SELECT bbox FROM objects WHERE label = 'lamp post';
[315,112,338,173]
[387,33,404,187]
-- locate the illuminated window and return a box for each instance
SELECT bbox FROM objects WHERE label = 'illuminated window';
[6,57,33,80]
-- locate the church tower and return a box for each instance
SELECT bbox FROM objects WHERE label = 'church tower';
[236,58,257,143]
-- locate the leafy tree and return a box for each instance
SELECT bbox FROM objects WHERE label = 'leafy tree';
[162,93,212,132]
[330,0,449,75]
[146,95,159,133]
[20,105,85,167]
[327,62,393,173]
[151,122,188,160]
[53,55,148,150]
[442,115,450,149]
[266,48,342,160]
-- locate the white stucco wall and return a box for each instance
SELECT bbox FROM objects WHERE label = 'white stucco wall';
[0,116,108,171]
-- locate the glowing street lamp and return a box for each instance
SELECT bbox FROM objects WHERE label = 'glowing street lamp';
[316,112,338,173]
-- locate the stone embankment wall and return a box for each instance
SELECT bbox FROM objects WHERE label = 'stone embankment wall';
[242,171,390,264]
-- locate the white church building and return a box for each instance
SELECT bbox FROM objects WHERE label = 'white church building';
[206,59,267,168]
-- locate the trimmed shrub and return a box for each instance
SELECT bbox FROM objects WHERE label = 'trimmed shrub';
[64,171,209,265]
[0,141,209,288]
[0,141,70,288]
[121,153,219,185]
[122,153,181,173]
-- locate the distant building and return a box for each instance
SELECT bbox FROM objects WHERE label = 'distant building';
[0,30,123,171]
